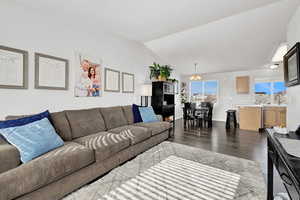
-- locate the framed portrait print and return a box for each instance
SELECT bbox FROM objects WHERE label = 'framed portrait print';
[122,72,134,93]
[35,53,69,90]
[284,42,300,87]
[104,68,120,92]
[0,45,28,89]
[75,52,102,97]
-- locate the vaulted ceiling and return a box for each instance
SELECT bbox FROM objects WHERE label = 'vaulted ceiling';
[12,0,300,74]
[146,0,300,74]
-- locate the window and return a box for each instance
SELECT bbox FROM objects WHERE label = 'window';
[190,80,218,104]
[254,81,287,105]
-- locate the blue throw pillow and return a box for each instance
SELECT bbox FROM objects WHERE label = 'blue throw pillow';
[138,106,159,123]
[0,110,50,129]
[132,104,143,123]
[0,118,64,163]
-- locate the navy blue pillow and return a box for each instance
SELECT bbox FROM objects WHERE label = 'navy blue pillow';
[0,110,50,129]
[132,104,143,123]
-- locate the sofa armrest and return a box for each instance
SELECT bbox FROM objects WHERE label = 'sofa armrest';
[156,115,163,122]
[0,138,20,174]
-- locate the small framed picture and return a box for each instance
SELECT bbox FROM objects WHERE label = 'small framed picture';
[104,68,120,92]
[35,53,69,90]
[0,45,28,89]
[122,72,134,93]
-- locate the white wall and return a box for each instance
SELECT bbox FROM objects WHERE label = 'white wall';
[181,67,284,121]
[287,5,300,130]
[0,2,183,120]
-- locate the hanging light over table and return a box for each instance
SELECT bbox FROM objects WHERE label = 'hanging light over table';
[190,63,202,81]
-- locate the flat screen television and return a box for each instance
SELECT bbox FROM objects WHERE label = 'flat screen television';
[284,42,300,87]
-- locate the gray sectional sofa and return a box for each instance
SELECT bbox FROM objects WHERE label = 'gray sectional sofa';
[0,105,171,200]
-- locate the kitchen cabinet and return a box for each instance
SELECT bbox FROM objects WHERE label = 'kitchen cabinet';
[238,105,287,131]
[263,107,286,128]
[238,106,262,131]
[236,76,250,94]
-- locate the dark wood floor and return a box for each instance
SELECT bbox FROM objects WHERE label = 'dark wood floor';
[168,119,285,195]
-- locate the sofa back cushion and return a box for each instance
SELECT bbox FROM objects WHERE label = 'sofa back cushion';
[0,136,20,174]
[100,106,128,130]
[66,108,106,139]
[50,111,73,141]
[122,105,134,125]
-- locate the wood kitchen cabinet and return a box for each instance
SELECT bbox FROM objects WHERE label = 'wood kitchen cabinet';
[238,106,262,131]
[238,106,287,131]
[263,107,286,128]
[236,76,250,94]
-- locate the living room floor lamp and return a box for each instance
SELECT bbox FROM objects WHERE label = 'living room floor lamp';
[141,84,152,106]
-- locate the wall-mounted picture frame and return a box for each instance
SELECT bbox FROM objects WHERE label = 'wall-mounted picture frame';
[284,42,300,87]
[35,53,69,90]
[104,68,120,92]
[122,72,134,93]
[0,45,28,89]
[75,52,102,97]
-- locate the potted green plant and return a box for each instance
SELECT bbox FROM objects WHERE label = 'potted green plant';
[149,63,173,81]
[159,65,173,81]
[149,62,161,80]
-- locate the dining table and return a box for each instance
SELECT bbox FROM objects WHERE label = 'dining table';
[183,106,210,128]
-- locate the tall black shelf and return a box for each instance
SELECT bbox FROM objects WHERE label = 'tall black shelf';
[151,81,175,128]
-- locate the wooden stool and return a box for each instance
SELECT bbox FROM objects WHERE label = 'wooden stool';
[226,110,237,129]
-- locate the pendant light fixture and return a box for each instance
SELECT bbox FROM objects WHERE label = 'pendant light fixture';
[190,63,202,81]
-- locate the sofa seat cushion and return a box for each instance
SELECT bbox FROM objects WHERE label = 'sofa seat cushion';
[66,108,106,139]
[0,142,94,200]
[134,121,171,136]
[74,132,130,162]
[108,125,151,145]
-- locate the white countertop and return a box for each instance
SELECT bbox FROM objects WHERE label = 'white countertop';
[236,104,287,108]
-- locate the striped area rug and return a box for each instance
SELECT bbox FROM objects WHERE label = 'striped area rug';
[100,156,241,200]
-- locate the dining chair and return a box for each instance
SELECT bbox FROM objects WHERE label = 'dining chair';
[183,103,196,129]
[201,102,214,128]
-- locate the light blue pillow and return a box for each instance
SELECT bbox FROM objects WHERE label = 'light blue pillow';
[138,106,159,123]
[0,118,64,163]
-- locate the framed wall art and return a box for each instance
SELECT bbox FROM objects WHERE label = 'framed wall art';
[104,68,120,92]
[122,72,134,93]
[75,52,102,97]
[35,53,69,90]
[284,42,300,87]
[0,45,28,89]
